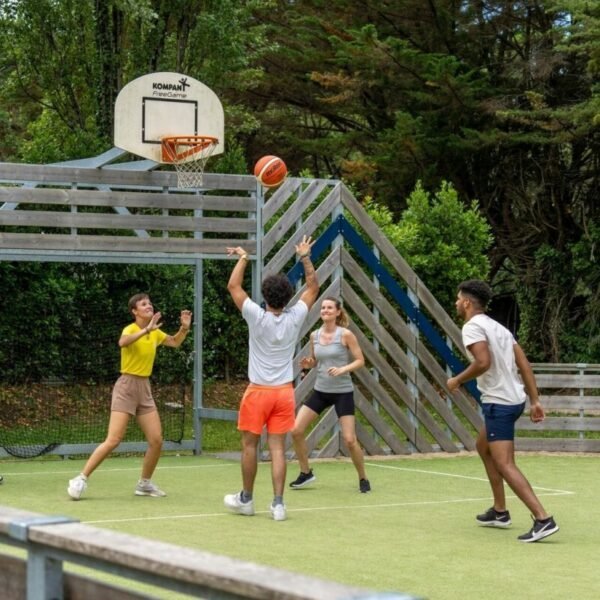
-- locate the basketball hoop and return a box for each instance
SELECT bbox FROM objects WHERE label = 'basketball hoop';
[161,135,218,189]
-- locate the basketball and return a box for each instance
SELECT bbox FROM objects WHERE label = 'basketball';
[254,155,287,188]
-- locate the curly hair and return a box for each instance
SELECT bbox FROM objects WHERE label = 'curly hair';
[262,274,294,310]
[457,279,493,309]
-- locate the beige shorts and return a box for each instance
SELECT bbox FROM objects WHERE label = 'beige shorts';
[111,374,156,416]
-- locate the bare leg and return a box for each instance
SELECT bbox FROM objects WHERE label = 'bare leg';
[488,440,549,520]
[137,410,163,480]
[267,433,287,497]
[476,427,507,511]
[81,411,130,478]
[240,431,260,493]
[290,405,318,472]
[339,415,367,480]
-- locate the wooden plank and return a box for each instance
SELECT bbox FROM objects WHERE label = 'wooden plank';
[0,553,150,600]
[354,420,386,456]
[355,389,411,454]
[515,438,600,452]
[304,407,339,456]
[537,396,600,411]
[263,187,341,273]
[0,232,256,254]
[353,366,434,453]
[516,417,600,432]
[339,183,464,352]
[343,284,463,452]
[534,374,600,388]
[262,177,303,223]
[0,210,255,233]
[262,180,332,255]
[532,363,600,372]
[0,186,257,211]
[0,162,256,191]
[317,431,341,458]
[353,331,459,452]
[341,250,482,428]
[0,506,373,600]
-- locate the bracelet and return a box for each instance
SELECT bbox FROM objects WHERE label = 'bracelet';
[298,253,310,259]
[239,254,249,261]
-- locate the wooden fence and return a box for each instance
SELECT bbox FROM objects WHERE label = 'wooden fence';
[0,505,416,600]
[518,364,600,452]
[1,161,599,455]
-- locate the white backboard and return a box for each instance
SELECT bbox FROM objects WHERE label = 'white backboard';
[114,72,224,163]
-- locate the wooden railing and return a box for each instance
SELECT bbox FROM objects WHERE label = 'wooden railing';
[0,505,417,600]
[517,364,600,452]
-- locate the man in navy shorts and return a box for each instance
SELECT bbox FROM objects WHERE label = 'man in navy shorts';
[447,280,559,543]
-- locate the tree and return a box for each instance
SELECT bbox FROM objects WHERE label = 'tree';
[364,180,492,311]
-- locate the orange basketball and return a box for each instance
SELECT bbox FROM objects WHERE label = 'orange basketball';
[254,155,287,188]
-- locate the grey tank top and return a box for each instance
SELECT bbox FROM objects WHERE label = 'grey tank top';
[314,327,354,393]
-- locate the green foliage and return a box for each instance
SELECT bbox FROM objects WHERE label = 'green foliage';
[0,263,196,385]
[364,181,492,310]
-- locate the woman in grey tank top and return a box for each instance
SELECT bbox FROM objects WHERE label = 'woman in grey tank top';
[289,297,371,493]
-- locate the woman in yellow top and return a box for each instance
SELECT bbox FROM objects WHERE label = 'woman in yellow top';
[68,293,192,500]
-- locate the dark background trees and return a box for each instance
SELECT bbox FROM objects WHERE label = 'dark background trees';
[0,0,598,371]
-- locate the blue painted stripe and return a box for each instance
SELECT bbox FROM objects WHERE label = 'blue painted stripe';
[285,215,480,401]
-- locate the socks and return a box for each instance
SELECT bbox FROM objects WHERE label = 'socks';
[272,495,283,507]
[240,490,253,503]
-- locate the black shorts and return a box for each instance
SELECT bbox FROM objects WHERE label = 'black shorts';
[304,390,355,418]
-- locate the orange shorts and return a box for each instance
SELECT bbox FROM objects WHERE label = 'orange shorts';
[238,383,295,435]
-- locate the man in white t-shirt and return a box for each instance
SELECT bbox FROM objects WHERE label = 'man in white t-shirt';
[447,280,559,543]
[223,236,319,521]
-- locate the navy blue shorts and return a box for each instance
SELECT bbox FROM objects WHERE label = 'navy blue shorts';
[482,402,525,442]
[304,390,355,418]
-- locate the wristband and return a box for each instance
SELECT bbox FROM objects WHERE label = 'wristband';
[239,254,249,261]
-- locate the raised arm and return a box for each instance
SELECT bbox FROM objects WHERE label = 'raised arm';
[226,246,250,311]
[163,310,193,348]
[296,235,319,309]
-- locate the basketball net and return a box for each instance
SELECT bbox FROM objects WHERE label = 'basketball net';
[161,135,218,189]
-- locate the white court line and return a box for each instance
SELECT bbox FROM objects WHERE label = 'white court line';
[365,462,576,496]
[85,491,569,525]
[0,464,235,477]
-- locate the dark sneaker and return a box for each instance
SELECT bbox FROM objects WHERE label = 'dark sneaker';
[289,469,316,489]
[476,507,512,528]
[359,478,371,493]
[518,516,559,543]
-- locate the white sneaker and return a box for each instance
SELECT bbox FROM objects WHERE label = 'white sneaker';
[135,479,167,497]
[224,492,255,516]
[270,503,287,521]
[68,474,87,500]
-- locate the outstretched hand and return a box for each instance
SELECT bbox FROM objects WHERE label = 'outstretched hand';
[180,310,192,329]
[295,235,314,258]
[226,246,247,258]
[300,356,315,369]
[147,312,163,332]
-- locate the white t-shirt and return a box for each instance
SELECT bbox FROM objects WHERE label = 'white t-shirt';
[242,298,308,385]
[462,313,526,406]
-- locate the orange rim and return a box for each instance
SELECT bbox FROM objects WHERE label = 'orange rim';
[161,135,218,163]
